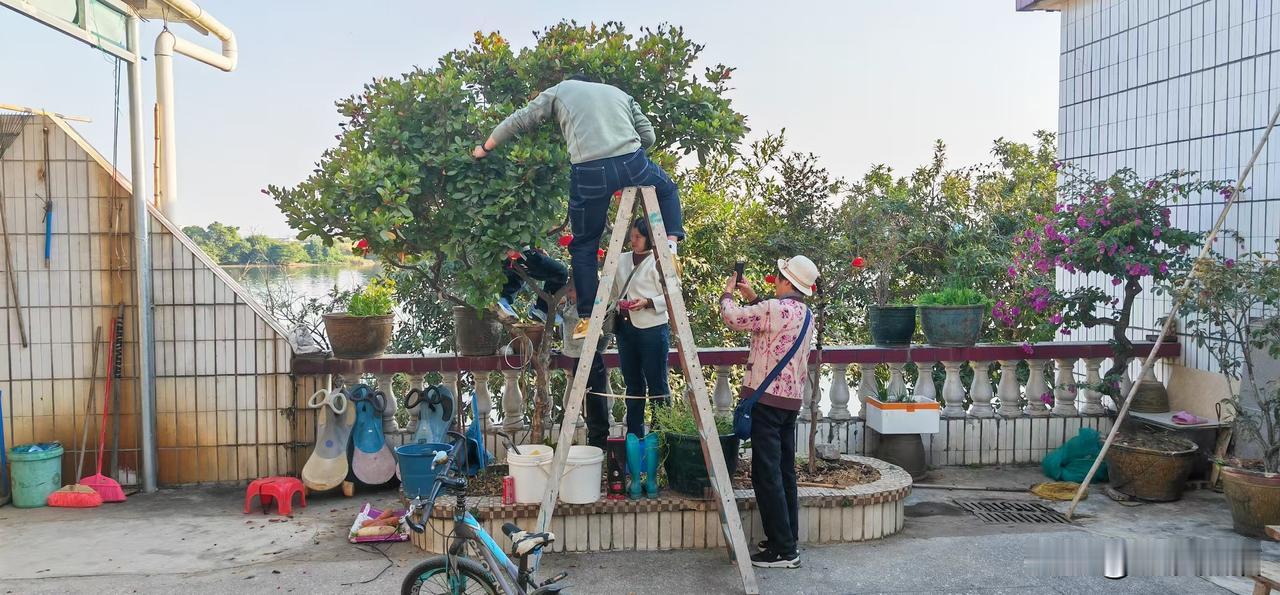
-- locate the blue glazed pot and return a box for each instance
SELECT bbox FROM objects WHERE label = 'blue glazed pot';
[919,305,986,347]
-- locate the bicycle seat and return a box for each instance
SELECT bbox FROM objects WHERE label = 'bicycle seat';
[502,522,555,557]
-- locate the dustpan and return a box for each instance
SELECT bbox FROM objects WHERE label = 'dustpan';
[302,389,353,491]
[349,385,396,485]
[407,384,454,444]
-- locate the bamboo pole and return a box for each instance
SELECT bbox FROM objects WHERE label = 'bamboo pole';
[1066,98,1280,519]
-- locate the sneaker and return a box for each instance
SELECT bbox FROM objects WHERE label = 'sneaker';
[667,238,678,255]
[572,318,590,340]
[750,550,800,569]
[494,298,518,322]
[528,306,564,327]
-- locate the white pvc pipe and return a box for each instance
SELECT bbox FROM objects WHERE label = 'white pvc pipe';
[152,0,237,223]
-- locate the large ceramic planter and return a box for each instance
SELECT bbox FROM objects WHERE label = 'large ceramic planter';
[918,305,985,347]
[1220,465,1280,539]
[1105,435,1198,502]
[452,306,502,356]
[868,306,916,347]
[322,312,394,359]
[662,432,740,498]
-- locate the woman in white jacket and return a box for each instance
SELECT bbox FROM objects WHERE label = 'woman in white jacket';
[613,217,670,434]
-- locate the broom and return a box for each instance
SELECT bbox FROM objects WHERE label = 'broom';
[82,319,126,502]
[48,327,104,508]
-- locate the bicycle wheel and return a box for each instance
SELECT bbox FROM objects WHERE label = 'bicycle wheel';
[400,555,500,595]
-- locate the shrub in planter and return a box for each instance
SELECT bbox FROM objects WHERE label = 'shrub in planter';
[654,400,737,497]
[1174,251,1280,537]
[452,306,503,357]
[323,277,396,359]
[918,287,987,347]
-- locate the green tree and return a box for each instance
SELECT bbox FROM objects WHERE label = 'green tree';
[267,21,748,311]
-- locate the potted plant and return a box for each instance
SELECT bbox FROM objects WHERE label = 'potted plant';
[835,178,939,347]
[917,286,988,347]
[1175,251,1280,536]
[323,277,396,359]
[654,399,737,498]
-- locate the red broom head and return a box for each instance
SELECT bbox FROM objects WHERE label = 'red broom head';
[82,474,127,503]
[47,485,103,508]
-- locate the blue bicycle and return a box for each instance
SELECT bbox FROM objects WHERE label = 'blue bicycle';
[401,431,568,595]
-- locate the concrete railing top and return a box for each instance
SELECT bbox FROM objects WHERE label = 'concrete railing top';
[291,341,1180,376]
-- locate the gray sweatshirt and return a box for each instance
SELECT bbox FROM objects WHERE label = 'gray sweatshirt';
[490,80,656,164]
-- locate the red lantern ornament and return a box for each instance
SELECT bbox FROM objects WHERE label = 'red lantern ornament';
[764,274,777,284]
[353,239,369,255]
[507,250,521,261]
[851,256,866,268]
[558,234,573,248]
[613,190,622,199]
[597,248,606,259]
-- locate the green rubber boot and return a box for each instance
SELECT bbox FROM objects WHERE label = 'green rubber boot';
[643,432,660,499]
[625,433,645,500]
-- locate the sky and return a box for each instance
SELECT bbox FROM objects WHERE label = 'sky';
[1,0,1062,238]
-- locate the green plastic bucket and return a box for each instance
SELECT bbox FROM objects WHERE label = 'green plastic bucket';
[9,442,64,508]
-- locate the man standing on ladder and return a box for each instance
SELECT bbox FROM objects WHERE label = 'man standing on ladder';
[472,74,684,339]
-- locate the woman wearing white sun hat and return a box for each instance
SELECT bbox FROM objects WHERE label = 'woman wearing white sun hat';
[720,255,818,569]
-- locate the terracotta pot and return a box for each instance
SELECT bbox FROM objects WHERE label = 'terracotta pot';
[452,306,502,356]
[1220,465,1280,539]
[1105,436,1198,502]
[322,312,394,360]
[510,323,547,358]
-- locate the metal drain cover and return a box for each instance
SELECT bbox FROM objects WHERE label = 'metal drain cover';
[953,499,1071,524]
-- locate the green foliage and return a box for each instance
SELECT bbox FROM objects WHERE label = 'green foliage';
[347,277,397,317]
[255,283,354,352]
[652,397,733,436]
[1172,247,1280,472]
[267,21,747,310]
[918,287,987,306]
[182,221,357,266]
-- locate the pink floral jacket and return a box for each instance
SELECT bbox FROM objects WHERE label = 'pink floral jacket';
[719,293,813,411]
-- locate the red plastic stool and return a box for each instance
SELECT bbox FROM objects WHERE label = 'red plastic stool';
[244,476,307,515]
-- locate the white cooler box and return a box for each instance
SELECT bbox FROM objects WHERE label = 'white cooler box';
[864,396,941,434]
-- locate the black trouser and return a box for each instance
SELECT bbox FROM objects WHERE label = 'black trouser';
[501,249,568,313]
[751,402,799,556]
[574,354,611,450]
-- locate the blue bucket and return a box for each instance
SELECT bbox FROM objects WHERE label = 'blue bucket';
[395,442,454,499]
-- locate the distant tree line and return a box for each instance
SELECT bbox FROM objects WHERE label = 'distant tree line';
[182,221,361,266]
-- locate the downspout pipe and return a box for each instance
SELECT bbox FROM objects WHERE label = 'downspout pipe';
[127,14,158,493]
[153,0,237,223]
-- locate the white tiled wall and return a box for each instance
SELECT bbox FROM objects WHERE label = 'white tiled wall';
[1055,0,1280,372]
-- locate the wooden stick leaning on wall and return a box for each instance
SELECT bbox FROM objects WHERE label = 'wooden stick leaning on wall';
[1066,97,1280,520]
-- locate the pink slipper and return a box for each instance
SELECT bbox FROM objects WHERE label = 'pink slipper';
[1171,411,1208,425]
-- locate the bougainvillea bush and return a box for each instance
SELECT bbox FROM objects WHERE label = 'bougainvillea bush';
[1009,166,1230,399]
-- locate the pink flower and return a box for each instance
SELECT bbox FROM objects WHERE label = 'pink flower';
[1007,266,1018,278]
[1053,203,1064,213]
[1158,262,1169,275]
[1111,277,1123,286]
[1050,313,1063,325]
[1020,342,1034,356]
[1041,392,1054,405]
[1060,328,1072,336]
[1225,259,1235,268]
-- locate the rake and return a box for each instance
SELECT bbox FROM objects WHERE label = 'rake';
[82,317,126,503]
[0,113,29,347]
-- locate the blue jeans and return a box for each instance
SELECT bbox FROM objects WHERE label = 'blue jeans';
[615,318,670,436]
[500,249,567,314]
[568,149,682,318]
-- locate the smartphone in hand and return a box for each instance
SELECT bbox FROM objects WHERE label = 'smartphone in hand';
[734,259,746,284]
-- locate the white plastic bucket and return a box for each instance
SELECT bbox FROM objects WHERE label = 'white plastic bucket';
[508,445,554,504]
[558,445,604,504]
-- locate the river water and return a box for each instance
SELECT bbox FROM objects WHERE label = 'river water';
[224,264,381,300]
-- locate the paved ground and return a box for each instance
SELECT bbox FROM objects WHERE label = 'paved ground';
[0,466,1274,594]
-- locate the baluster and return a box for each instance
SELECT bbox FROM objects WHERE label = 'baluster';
[501,369,526,431]
[886,363,907,400]
[1118,365,1133,411]
[1053,358,1080,416]
[1080,358,1105,414]
[373,373,399,432]
[474,372,494,427]
[441,371,460,427]
[940,361,966,417]
[856,364,878,415]
[967,361,995,418]
[912,361,937,404]
[828,363,852,420]
[997,360,1023,417]
[407,374,425,434]
[713,365,734,415]
[798,365,814,420]
[1025,360,1050,416]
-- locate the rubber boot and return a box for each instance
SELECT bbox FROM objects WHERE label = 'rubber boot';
[643,432,660,499]
[625,434,645,500]
[606,436,627,501]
